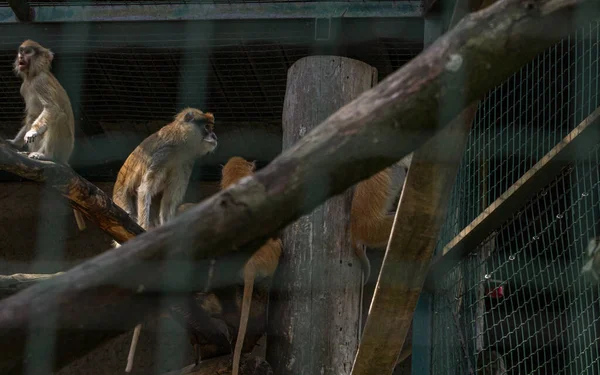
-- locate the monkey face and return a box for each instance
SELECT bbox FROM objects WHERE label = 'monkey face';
[15,45,36,72]
[192,116,217,151]
[201,124,218,148]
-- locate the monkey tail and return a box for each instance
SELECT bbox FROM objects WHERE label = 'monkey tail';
[73,209,86,231]
[354,244,371,286]
[232,271,255,375]
[125,323,142,372]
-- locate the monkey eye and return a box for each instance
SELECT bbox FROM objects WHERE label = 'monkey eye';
[19,47,34,55]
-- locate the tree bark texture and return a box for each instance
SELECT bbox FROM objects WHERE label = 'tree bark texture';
[0,138,144,244]
[0,1,597,373]
[267,56,377,375]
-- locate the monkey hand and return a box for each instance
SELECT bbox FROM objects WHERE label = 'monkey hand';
[24,130,39,144]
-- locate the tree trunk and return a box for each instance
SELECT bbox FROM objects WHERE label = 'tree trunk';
[267,56,377,375]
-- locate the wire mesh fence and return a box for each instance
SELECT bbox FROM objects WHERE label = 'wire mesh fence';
[431,20,600,375]
[432,147,600,374]
[435,20,600,254]
[0,18,422,181]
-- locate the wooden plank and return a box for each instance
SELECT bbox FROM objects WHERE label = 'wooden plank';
[350,101,476,375]
[267,56,377,375]
[425,106,600,291]
[0,2,422,24]
[7,0,33,22]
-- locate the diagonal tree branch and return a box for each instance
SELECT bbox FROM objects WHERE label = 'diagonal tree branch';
[0,138,144,243]
[0,0,597,373]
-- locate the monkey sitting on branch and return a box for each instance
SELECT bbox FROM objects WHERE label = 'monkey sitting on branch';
[351,153,413,284]
[7,40,86,231]
[111,107,217,372]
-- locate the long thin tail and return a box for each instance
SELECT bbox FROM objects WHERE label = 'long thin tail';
[73,209,86,231]
[354,243,371,286]
[232,272,255,375]
[125,323,143,372]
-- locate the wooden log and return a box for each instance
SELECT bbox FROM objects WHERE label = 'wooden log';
[162,354,272,375]
[0,0,596,372]
[267,56,377,375]
[0,138,144,244]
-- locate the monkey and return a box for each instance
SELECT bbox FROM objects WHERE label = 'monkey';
[114,107,217,372]
[218,156,282,375]
[7,40,86,231]
[350,153,413,284]
[112,107,217,233]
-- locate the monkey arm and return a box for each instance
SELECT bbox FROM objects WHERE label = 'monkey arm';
[29,77,64,136]
[9,124,29,147]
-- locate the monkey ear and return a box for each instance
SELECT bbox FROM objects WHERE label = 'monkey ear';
[47,50,54,62]
[184,111,195,123]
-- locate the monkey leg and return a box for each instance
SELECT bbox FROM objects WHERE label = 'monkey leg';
[159,183,187,227]
[137,173,163,230]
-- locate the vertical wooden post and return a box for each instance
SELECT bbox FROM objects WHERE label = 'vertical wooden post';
[267,56,377,375]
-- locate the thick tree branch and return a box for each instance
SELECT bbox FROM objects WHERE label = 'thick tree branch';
[0,0,597,373]
[0,138,144,243]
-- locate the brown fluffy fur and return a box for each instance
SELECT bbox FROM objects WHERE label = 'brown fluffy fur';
[9,40,85,230]
[112,107,217,232]
[174,157,282,375]
[350,154,412,283]
[117,108,217,373]
[221,157,282,375]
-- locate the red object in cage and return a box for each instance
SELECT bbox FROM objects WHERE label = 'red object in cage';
[487,285,504,299]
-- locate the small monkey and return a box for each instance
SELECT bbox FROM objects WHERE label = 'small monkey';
[112,107,217,232]
[350,153,412,283]
[8,40,86,231]
[219,157,282,375]
[115,108,217,372]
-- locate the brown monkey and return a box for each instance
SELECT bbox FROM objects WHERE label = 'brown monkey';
[219,157,282,375]
[112,107,217,233]
[8,40,86,231]
[350,153,412,283]
[115,108,217,372]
